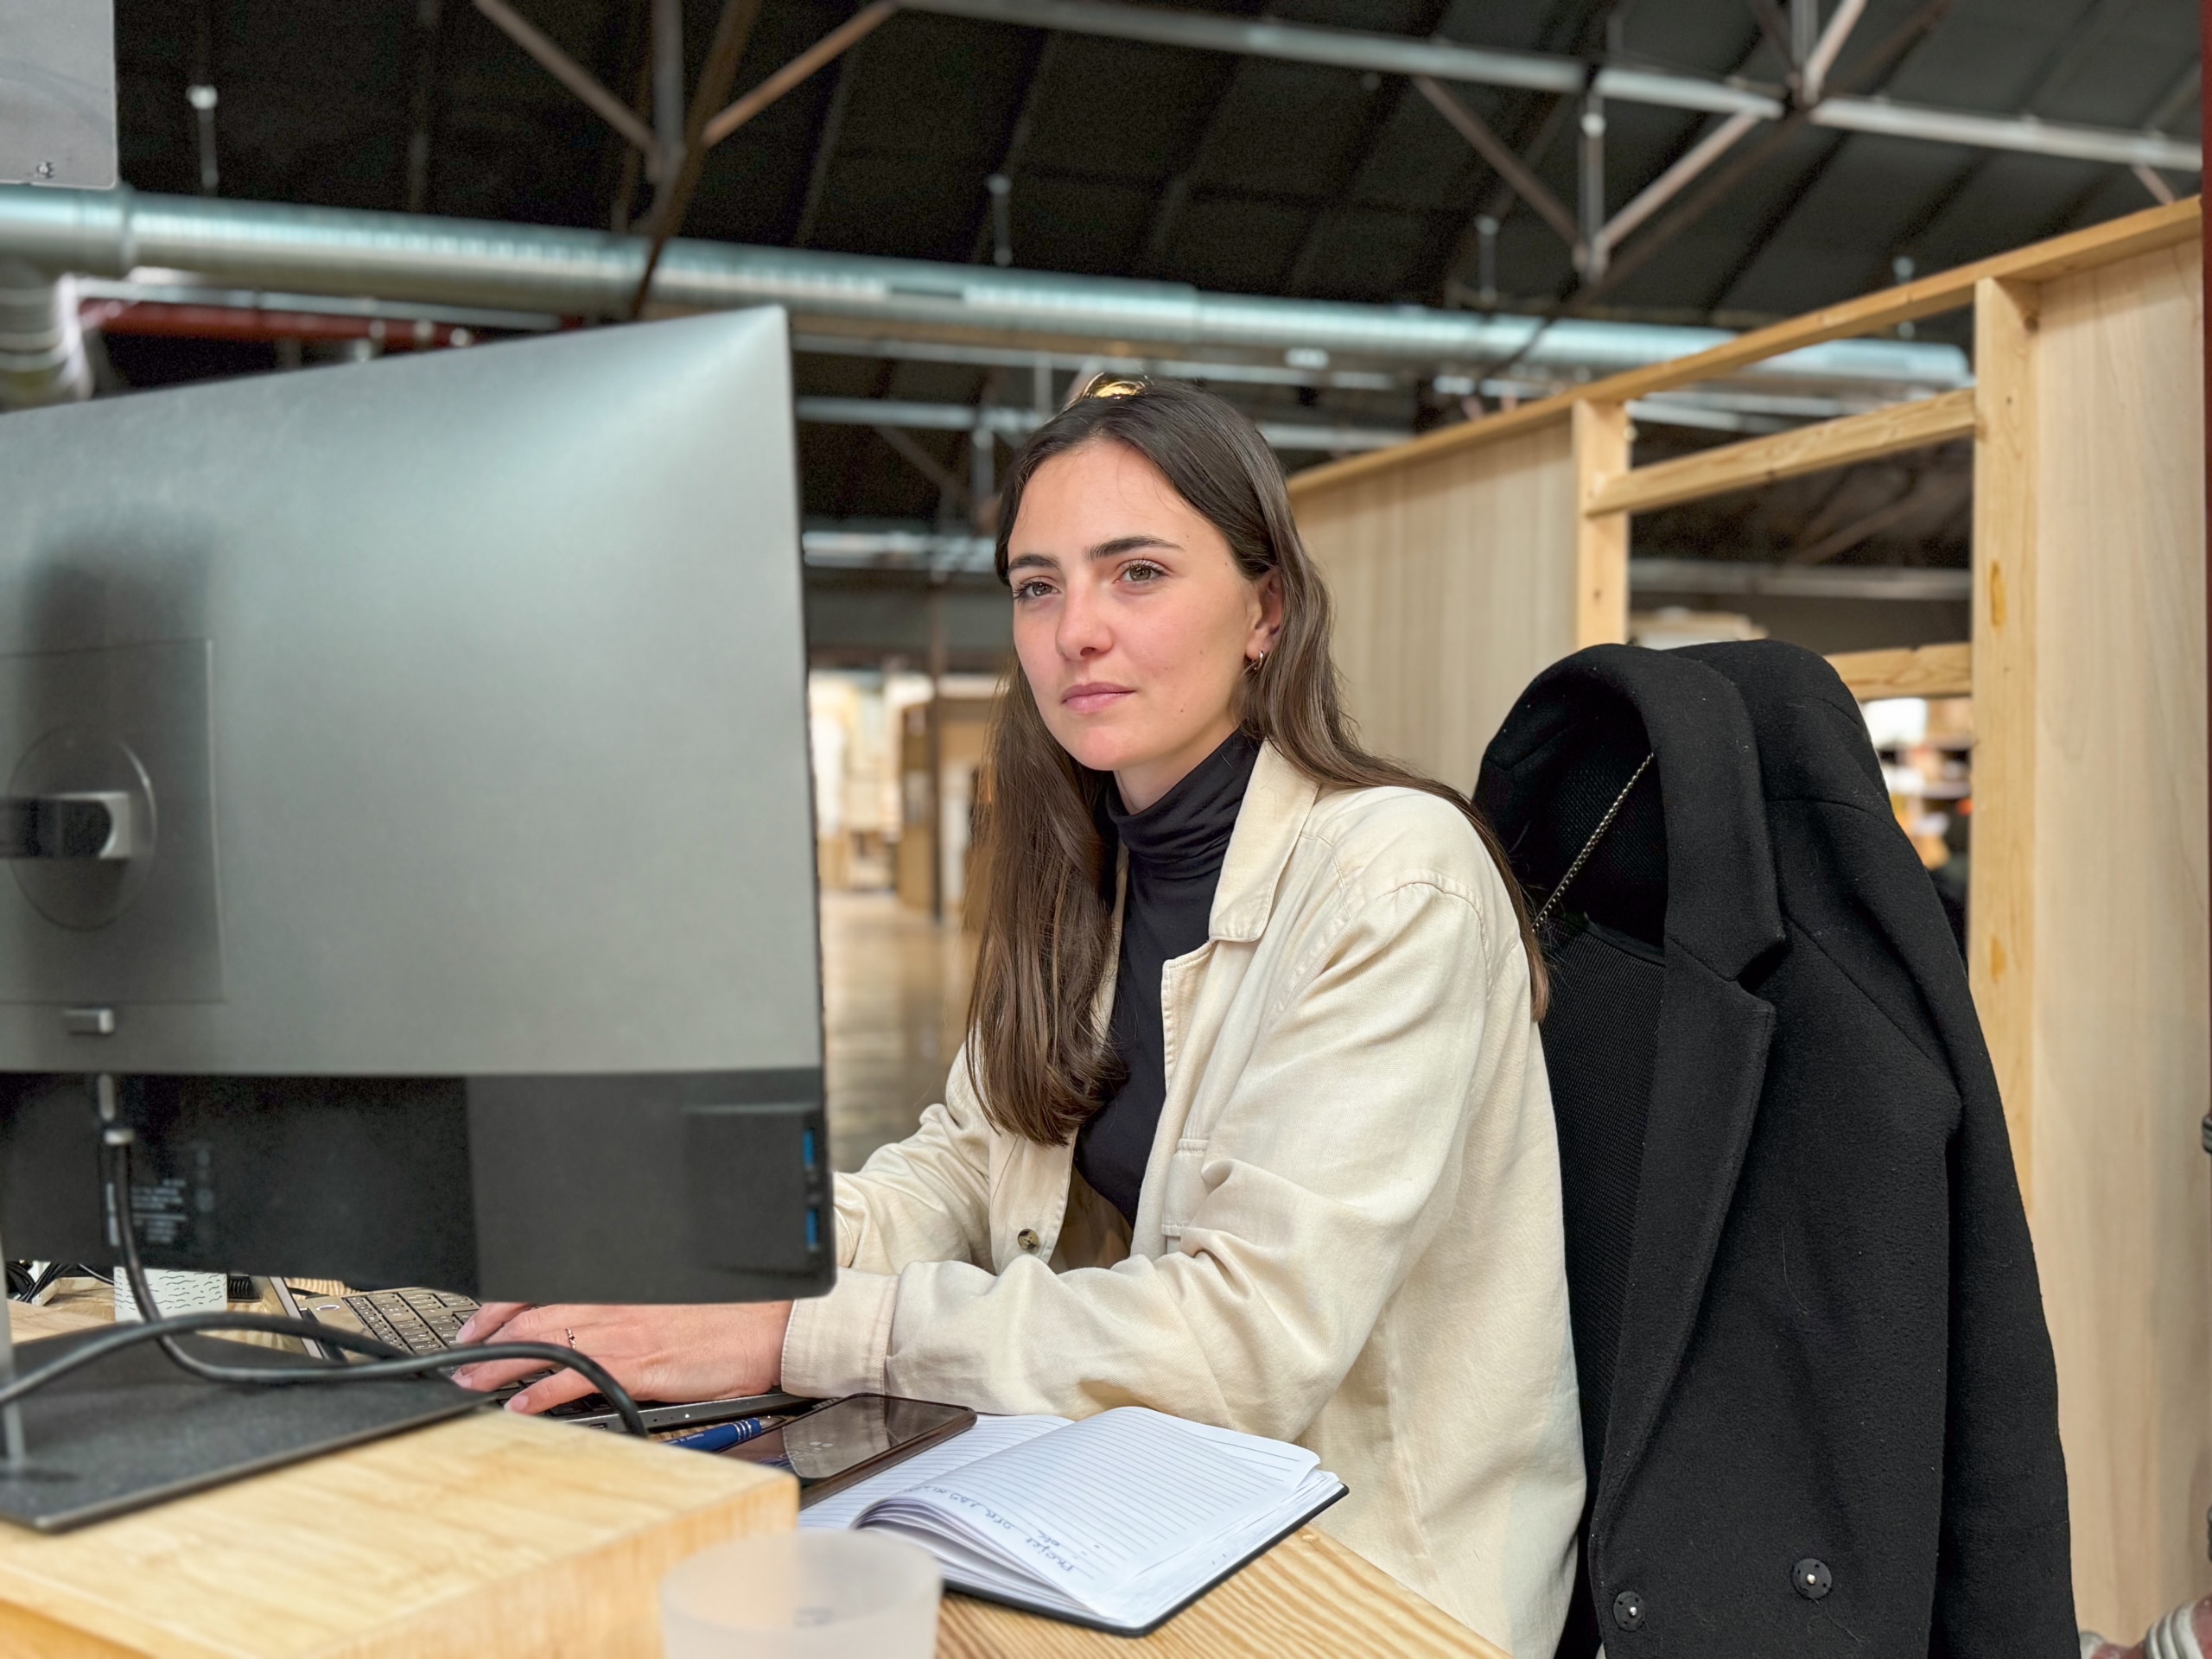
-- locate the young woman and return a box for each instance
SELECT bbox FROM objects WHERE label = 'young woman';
[454,380,1584,1653]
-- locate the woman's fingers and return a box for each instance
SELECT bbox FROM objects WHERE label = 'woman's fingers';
[448,1303,591,1392]
[453,1301,531,1346]
[505,1364,603,1415]
[448,1357,559,1394]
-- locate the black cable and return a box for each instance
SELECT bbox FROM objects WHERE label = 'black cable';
[0,1308,646,1435]
[13,1261,70,1305]
[85,1132,649,1436]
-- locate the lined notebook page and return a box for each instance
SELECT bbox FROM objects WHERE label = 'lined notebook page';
[862,1407,1318,1612]
[799,1414,1067,1531]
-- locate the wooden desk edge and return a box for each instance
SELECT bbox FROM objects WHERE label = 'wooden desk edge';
[937,1526,1511,1659]
[0,1300,796,1659]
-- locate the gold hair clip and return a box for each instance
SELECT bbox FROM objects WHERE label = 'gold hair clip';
[1081,375,1145,400]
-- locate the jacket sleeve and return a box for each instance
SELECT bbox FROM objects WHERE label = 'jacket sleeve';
[781,1052,1001,1395]
[785,875,1522,1440]
[827,1047,997,1275]
[1929,1064,2077,1656]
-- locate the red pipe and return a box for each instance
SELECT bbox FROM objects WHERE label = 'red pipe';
[79,300,477,350]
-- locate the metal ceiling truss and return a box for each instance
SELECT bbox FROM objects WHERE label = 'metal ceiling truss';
[470,0,890,190]
[897,0,2199,172]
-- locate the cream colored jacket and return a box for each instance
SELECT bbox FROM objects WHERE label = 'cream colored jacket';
[783,742,1585,1655]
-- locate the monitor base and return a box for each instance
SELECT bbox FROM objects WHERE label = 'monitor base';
[0,1326,485,1531]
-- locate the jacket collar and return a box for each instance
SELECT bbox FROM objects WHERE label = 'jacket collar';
[1208,740,1319,944]
[1478,645,1784,980]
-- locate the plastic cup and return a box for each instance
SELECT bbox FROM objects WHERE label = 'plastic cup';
[659,1531,942,1659]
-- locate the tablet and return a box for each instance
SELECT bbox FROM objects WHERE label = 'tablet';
[728,1395,976,1506]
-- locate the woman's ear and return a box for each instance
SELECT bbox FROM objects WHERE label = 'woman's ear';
[1250,569,1286,658]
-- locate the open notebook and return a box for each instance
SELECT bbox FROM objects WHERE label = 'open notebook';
[800,1406,1345,1636]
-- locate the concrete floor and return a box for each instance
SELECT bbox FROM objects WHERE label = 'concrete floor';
[820,890,976,1172]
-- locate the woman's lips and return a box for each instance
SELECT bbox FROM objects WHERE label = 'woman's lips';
[1062,682,1134,715]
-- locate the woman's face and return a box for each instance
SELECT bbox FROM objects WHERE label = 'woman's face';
[1006,438,1281,812]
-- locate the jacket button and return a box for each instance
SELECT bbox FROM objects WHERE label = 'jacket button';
[1793,1559,1833,1600]
[1016,1228,1040,1253]
[1612,1589,1645,1630]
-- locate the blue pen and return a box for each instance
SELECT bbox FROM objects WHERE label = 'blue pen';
[668,1415,774,1453]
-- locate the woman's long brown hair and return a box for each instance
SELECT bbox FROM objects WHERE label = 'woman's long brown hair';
[965,378,1545,1145]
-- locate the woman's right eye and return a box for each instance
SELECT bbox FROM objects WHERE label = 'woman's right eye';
[1013,579,1056,601]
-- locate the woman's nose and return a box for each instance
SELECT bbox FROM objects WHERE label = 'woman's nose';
[1057,585,1110,658]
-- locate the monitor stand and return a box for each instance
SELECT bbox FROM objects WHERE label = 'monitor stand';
[0,1075,488,1530]
[0,1323,484,1532]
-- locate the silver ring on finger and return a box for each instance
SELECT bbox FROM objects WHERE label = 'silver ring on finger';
[565,1327,576,1350]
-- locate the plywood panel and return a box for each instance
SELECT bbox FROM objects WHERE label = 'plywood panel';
[1294,415,1576,790]
[2015,237,2208,1637]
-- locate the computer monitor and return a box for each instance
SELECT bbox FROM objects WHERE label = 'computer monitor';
[0,308,833,1307]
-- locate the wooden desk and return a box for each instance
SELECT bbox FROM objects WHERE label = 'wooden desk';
[0,1294,1505,1658]
[0,1298,791,1657]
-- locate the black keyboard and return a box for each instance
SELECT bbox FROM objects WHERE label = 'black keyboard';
[340,1287,477,1355]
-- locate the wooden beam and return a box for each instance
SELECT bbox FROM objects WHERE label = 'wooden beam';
[1287,196,2199,499]
[1584,388,1976,518]
[1584,196,2198,404]
[1573,400,1630,645]
[1286,402,1571,499]
[1825,641,1971,700]
[1967,276,2039,1198]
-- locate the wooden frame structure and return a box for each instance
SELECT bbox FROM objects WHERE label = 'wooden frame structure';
[1290,197,2206,1638]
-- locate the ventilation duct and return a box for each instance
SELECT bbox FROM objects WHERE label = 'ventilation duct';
[0,186,1971,395]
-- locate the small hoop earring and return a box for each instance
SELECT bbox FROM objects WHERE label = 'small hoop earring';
[1244,652,1267,677]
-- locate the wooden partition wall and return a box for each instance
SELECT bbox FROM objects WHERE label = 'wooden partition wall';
[1290,199,2207,1638]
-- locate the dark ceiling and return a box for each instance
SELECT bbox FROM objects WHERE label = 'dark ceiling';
[112,0,2198,310]
[90,0,2204,652]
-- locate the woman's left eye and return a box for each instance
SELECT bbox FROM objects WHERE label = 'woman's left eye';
[1122,561,1166,584]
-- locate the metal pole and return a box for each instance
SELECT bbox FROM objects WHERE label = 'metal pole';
[1579,95,1608,283]
[1475,213,1500,306]
[0,1212,23,1467]
[969,419,996,528]
[652,0,684,182]
[1789,0,1821,77]
[404,0,445,214]
[926,586,947,924]
[986,173,1014,267]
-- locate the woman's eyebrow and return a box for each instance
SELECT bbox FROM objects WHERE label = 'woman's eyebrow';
[1006,550,1059,574]
[1087,535,1180,560]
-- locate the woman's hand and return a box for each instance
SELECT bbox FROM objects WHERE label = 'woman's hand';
[449,1300,794,1414]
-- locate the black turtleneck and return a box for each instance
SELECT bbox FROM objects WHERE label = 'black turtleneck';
[1076,730,1262,1224]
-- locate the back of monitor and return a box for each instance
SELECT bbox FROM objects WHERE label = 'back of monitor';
[0,310,833,1301]
[0,307,821,1080]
